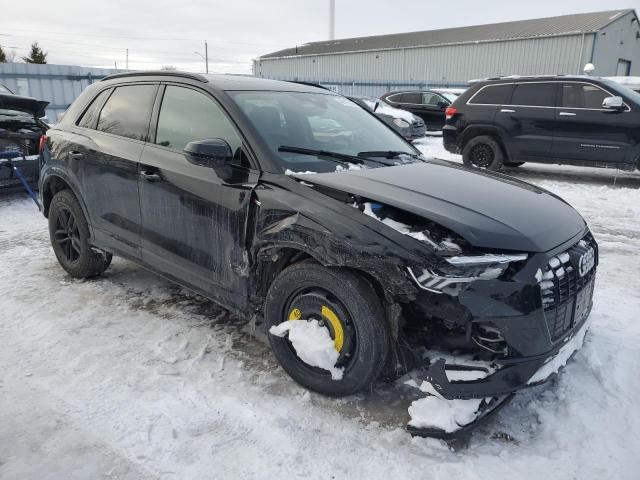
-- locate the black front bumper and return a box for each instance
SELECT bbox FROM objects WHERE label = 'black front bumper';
[423,315,591,400]
[411,234,598,400]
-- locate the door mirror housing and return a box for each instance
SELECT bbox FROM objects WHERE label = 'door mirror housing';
[602,96,625,111]
[184,138,233,167]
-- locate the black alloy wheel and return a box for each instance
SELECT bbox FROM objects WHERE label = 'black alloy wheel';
[48,190,112,278]
[53,207,81,263]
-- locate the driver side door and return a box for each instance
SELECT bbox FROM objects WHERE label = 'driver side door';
[138,84,259,310]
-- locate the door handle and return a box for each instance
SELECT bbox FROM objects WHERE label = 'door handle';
[69,151,84,160]
[140,170,162,182]
[500,109,516,113]
[559,112,576,116]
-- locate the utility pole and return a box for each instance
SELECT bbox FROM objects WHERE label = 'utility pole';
[329,0,335,40]
[205,41,209,74]
[126,49,129,70]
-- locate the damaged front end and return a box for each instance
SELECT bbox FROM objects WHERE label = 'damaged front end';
[264,163,597,438]
[349,196,598,438]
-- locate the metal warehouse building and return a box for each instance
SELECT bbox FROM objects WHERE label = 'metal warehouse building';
[0,63,125,121]
[254,9,640,96]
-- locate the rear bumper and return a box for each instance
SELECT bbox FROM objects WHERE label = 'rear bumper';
[442,125,459,154]
[0,154,40,188]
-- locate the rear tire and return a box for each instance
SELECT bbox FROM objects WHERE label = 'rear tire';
[462,135,504,171]
[48,190,112,278]
[264,262,389,397]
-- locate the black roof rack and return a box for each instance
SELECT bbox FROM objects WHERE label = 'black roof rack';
[100,70,209,83]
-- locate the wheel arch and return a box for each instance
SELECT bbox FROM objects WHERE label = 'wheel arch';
[252,244,404,337]
[460,124,511,161]
[41,172,93,238]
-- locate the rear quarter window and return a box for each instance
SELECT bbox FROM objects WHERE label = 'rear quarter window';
[468,84,513,105]
[76,89,111,129]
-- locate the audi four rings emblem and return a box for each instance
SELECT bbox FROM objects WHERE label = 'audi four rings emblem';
[578,247,596,277]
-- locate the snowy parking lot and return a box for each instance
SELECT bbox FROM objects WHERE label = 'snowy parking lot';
[1,136,639,479]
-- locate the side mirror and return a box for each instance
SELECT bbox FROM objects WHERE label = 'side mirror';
[184,138,233,167]
[602,96,625,111]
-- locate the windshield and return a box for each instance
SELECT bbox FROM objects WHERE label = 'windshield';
[0,109,33,117]
[601,79,640,107]
[230,91,417,173]
[441,93,459,103]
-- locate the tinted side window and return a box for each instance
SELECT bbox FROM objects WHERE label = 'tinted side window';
[97,85,157,141]
[402,92,422,104]
[469,84,513,105]
[386,93,403,103]
[155,86,242,154]
[561,83,610,109]
[77,89,110,128]
[511,83,556,107]
[423,93,444,106]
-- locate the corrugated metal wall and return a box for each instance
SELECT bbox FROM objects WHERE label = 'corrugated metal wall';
[254,34,594,95]
[0,63,126,122]
[592,12,640,76]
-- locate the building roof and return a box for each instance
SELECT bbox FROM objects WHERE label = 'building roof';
[260,9,635,59]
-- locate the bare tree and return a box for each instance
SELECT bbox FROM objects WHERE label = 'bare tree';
[161,65,177,71]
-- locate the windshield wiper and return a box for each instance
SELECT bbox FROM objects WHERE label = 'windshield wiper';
[357,150,423,160]
[278,146,365,165]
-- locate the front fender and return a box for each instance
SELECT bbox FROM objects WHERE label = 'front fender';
[251,181,420,297]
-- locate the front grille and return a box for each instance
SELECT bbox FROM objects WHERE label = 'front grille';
[538,234,598,341]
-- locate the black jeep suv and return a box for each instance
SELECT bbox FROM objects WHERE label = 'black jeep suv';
[443,76,640,171]
[40,71,597,405]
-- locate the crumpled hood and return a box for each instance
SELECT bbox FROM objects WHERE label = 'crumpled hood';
[0,93,49,118]
[293,162,586,252]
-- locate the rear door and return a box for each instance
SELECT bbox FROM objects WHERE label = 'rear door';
[78,83,158,259]
[386,92,423,120]
[420,92,449,129]
[552,82,634,164]
[138,84,258,308]
[497,82,557,159]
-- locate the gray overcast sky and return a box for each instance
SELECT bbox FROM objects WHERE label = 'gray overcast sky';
[1,0,638,73]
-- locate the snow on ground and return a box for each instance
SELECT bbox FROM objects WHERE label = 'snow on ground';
[1,138,640,479]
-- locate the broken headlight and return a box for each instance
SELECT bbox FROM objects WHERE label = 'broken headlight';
[408,253,528,294]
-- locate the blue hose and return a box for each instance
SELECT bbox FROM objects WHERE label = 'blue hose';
[11,163,41,210]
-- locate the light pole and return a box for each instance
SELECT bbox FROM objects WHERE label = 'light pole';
[194,41,209,73]
[329,0,335,40]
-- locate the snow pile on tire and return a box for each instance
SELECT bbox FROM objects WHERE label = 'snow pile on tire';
[270,320,344,380]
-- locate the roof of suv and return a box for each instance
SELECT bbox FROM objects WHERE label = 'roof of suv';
[469,75,611,86]
[100,71,333,94]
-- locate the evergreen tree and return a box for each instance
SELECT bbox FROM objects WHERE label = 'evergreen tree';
[22,42,47,64]
[0,44,6,63]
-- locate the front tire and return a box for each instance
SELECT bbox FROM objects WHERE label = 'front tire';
[264,262,389,397]
[462,135,504,171]
[48,190,112,278]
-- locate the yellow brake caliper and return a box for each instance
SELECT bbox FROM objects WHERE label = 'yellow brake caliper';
[287,305,344,352]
